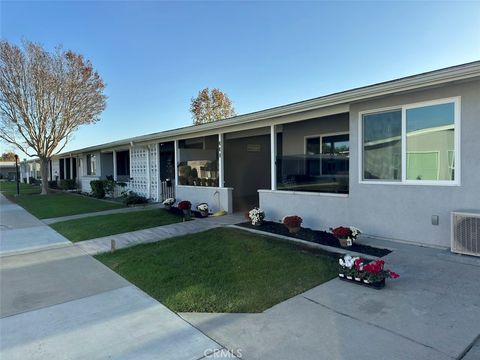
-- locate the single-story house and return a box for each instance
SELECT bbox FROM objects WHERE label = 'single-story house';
[50,61,480,249]
[0,161,17,181]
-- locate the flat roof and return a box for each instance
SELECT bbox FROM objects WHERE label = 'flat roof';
[58,60,480,156]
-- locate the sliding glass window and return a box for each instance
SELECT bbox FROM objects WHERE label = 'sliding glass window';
[361,98,458,184]
[362,110,402,181]
[406,102,455,181]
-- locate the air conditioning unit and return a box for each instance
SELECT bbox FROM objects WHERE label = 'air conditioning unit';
[451,211,480,256]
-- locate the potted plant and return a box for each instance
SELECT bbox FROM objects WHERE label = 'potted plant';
[282,215,303,234]
[248,207,265,226]
[338,254,399,289]
[178,200,192,220]
[197,203,209,217]
[362,259,400,289]
[331,226,362,247]
[162,197,175,210]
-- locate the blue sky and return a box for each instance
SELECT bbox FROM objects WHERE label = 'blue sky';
[1,1,479,157]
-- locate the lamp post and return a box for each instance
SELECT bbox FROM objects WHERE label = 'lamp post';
[14,154,19,196]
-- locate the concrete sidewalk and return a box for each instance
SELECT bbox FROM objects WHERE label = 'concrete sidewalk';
[0,194,70,256]
[181,237,480,360]
[76,213,244,255]
[42,203,162,224]
[0,234,235,359]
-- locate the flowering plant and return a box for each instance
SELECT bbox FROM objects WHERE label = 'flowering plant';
[331,226,362,246]
[339,254,399,284]
[363,259,400,283]
[282,215,303,228]
[163,198,175,206]
[178,200,192,210]
[197,203,208,212]
[338,254,359,277]
[248,207,265,225]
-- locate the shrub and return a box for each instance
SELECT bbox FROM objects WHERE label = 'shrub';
[103,179,116,197]
[48,180,58,189]
[90,180,106,198]
[122,191,148,205]
[60,179,77,190]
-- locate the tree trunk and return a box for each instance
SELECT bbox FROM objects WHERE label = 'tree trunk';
[40,157,50,195]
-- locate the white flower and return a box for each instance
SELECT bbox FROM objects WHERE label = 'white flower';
[341,254,359,269]
[197,203,208,212]
[163,198,175,206]
[248,208,265,225]
[350,227,362,239]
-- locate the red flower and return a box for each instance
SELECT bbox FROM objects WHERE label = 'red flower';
[331,226,351,238]
[389,271,400,279]
[354,257,364,271]
[283,215,303,228]
[178,200,191,210]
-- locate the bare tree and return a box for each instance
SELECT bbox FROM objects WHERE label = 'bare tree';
[0,40,106,194]
[190,87,236,125]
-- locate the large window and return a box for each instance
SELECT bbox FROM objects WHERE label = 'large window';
[178,135,219,187]
[87,154,96,176]
[361,98,459,184]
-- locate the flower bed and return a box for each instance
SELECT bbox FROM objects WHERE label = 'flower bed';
[237,221,390,257]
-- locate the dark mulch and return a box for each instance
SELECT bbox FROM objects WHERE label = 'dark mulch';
[167,206,208,218]
[237,221,391,257]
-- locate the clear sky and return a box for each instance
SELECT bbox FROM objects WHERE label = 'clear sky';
[1,0,479,157]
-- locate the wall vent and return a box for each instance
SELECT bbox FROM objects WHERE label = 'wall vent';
[451,211,480,257]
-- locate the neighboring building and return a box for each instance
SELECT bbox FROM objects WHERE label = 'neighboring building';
[19,159,41,183]
[52,61,480,248]
[0,161,17,181]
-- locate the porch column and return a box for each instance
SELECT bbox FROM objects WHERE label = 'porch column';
[218,133,224,188]
[112,150,117,181]
[70,157,74,180]
[174,140,179,187]
[156,143,161,201]
[270,124,277,190]
[146,145,151,199]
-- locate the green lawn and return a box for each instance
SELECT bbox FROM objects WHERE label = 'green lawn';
[4,191,124,219]
[51,209,183,242]
[96,228,338,313]
[0,181,41,195]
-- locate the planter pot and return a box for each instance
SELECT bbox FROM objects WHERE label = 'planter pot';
[164,205,172,211]
[287,226,301,234]
[182,209,191,220]
[338,273,345,278]
[252,221,263,227]
[199,211,209,218]
[339,276,385,290]
[338,238,351,247]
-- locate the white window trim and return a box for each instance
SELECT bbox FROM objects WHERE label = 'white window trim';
[358,96,461,186]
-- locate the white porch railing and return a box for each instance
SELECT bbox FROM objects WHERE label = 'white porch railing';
[161,180,175,201]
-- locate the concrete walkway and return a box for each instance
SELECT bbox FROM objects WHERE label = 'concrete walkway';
[76,213,244,255]
[0,195,70,256]
[0,198,237,360]
[181,237,480,360]
[42,203,162,224]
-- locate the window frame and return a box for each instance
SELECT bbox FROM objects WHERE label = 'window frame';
[304,132,350,155]
[358,97,461,186]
